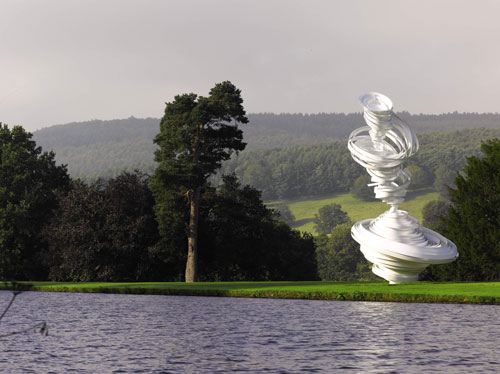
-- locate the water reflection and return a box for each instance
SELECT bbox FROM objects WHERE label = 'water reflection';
[0,291,499,373]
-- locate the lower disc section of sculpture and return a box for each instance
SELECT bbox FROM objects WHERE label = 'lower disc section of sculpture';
[351,209,458,284]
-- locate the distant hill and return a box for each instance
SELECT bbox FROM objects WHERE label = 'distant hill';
[32,112,500,180]
[34,117,159,179]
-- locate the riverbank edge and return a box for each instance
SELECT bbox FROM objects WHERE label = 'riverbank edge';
[2,282,499,305]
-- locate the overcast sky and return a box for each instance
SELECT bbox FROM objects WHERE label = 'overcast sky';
[1,0,499,131]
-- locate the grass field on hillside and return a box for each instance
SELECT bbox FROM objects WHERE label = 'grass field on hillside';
[3,281,499,305]
[269,190,439,234]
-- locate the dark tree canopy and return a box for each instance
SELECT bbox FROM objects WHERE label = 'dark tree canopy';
[434,139,500,281]
[313,203,349,235]
[0,124,70,280]
[43,172,160,282]
[152,81,248,190]
[198,175,317,281]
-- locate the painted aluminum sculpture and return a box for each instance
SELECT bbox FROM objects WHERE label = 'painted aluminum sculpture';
[348,92,458,284]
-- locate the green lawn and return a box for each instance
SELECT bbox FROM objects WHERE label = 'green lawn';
[3,281,499,305]
[269,190,439,234]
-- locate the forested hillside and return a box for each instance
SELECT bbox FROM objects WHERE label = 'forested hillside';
[217,128,500,200]
[244,112,500,149]
[33,113,500,184]
[34,117,159,179]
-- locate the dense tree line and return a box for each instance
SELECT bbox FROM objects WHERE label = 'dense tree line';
[0,157,318,281]
[4,119,500,282]
[33,113,500,180]
[1,93,318,281]
[10,99,500,283]
[217,141,363,200]
[38,172,317,282]
[217,128,500,201]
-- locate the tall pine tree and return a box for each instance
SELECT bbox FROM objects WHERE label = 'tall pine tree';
[151,82,248,282]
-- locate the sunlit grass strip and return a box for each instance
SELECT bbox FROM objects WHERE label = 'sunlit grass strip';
[269,190,439,234]
[2,281,500,305]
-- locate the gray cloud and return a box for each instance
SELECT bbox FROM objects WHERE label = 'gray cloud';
[1,0,499,131]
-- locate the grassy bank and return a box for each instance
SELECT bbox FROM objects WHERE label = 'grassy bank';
[268,190,439,234]
[2,281,499,305]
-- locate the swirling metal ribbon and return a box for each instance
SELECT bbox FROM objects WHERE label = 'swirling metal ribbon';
[348,93,419,208]
[348,92,458,283]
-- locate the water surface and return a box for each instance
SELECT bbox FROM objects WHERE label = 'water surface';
[0,291,499,373]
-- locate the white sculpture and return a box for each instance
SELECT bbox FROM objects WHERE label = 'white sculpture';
[348,92,458,284]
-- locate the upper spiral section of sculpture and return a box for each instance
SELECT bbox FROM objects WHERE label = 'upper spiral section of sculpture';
[348,92,419,208]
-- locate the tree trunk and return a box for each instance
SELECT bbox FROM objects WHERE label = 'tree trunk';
[185,186,201,282]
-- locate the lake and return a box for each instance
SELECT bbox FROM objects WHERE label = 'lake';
[0,291,499,373]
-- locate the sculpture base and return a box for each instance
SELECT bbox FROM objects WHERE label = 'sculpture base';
[368,256,423,284]
[351,210,458,284]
